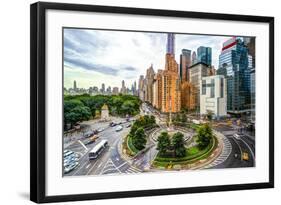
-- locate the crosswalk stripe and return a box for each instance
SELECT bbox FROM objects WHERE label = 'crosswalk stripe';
[204,136,232,169]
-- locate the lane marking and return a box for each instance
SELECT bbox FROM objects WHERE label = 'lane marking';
[86,160,99,175]
[231,137,243,160]
[78,140,88,151]
[70,160,89,176]
[116,161,128,169]
[102,168,120,174]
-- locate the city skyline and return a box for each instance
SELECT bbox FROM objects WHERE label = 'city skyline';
[64,28,230,89]
[63,30,256,177]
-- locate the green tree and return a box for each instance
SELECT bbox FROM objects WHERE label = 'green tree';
[64,100,83,113]
[156,132,171,156]
[64,104,91,129]
[172,132,186,157]
[173,113,181,122]
[196,123,213,150]
[132,127,147,150]
[121,100,136,115]
[180,112,187,123]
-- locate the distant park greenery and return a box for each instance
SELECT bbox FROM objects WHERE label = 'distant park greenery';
[154,123,215,168]
[64,94,141,130]
[126,115,157,154]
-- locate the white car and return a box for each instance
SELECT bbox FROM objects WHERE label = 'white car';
[64,162,79,174]
[233,133,243,140]
[97,127,104,132]
[63,150,74,158]
[115,125,123,132]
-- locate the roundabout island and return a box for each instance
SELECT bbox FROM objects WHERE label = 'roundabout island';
[150,125,219,171]
[121,103,227,172]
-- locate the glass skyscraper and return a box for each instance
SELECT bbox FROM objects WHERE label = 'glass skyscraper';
[180,49,191,82]
[166,33,175,56]
[217,37,252,114]
[197,46,212,66]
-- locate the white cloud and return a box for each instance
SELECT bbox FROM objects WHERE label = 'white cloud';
[64,29,231,89]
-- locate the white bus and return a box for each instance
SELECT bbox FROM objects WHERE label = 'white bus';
[88,140,108,160]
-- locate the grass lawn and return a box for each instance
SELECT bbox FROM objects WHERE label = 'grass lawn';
[153,136,217,167]
[187,146,200,155]
[126,134,139,156]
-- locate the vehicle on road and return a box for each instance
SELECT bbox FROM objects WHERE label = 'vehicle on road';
[63,150,74,158]
[97,127,104,133]
[109,122,117,127]
[64,161,79,174]
[242,152,249,161]
[115,125,123,132]
[89,140,108,160]
[84,131,93,138]
[64,156,79,166]
[73,123,81,130]
[83,135,99,145]
[83,138,95,145]
[126,123,131,128]
[233,133,243,140]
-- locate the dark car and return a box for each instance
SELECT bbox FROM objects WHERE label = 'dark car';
[84,131,93,138]
[83,138,94,145]
[110,122,117,127]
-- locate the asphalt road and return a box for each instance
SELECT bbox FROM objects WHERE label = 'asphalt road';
[64,103,256,176]
[64,118,141,176]
[211,125,255,169]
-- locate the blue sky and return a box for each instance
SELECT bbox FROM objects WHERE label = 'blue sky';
[64,28,230,89]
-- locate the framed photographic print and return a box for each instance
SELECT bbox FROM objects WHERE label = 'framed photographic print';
[30,2,274,203]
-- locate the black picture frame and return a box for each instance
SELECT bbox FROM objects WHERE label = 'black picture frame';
[30,1,274,203]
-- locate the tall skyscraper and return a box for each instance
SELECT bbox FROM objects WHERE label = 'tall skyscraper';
[161,54,181,113]
[144,65,155,104]
[138,75,145,101]
[166,33,175,56]
[160,34,181,113]
[192,51,197,65]
[73,80,77,91]
[112,87,119,95]
[197,46,212,66]
[189,62,212,109]
[181,81,196,111]
[152,70,163,109]
[101,83,105,93]
[133,81,137,95]
[121,80,126,94]
[243,37,255,68]
[217,37,251,114]
[106,86,111,94]
[180,49,192,82]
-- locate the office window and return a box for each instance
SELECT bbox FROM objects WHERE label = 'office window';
[220,78,224,98]
[202,80,206,95]
[210,79,215,98]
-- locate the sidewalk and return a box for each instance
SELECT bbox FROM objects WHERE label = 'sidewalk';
[118,131,134,164]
